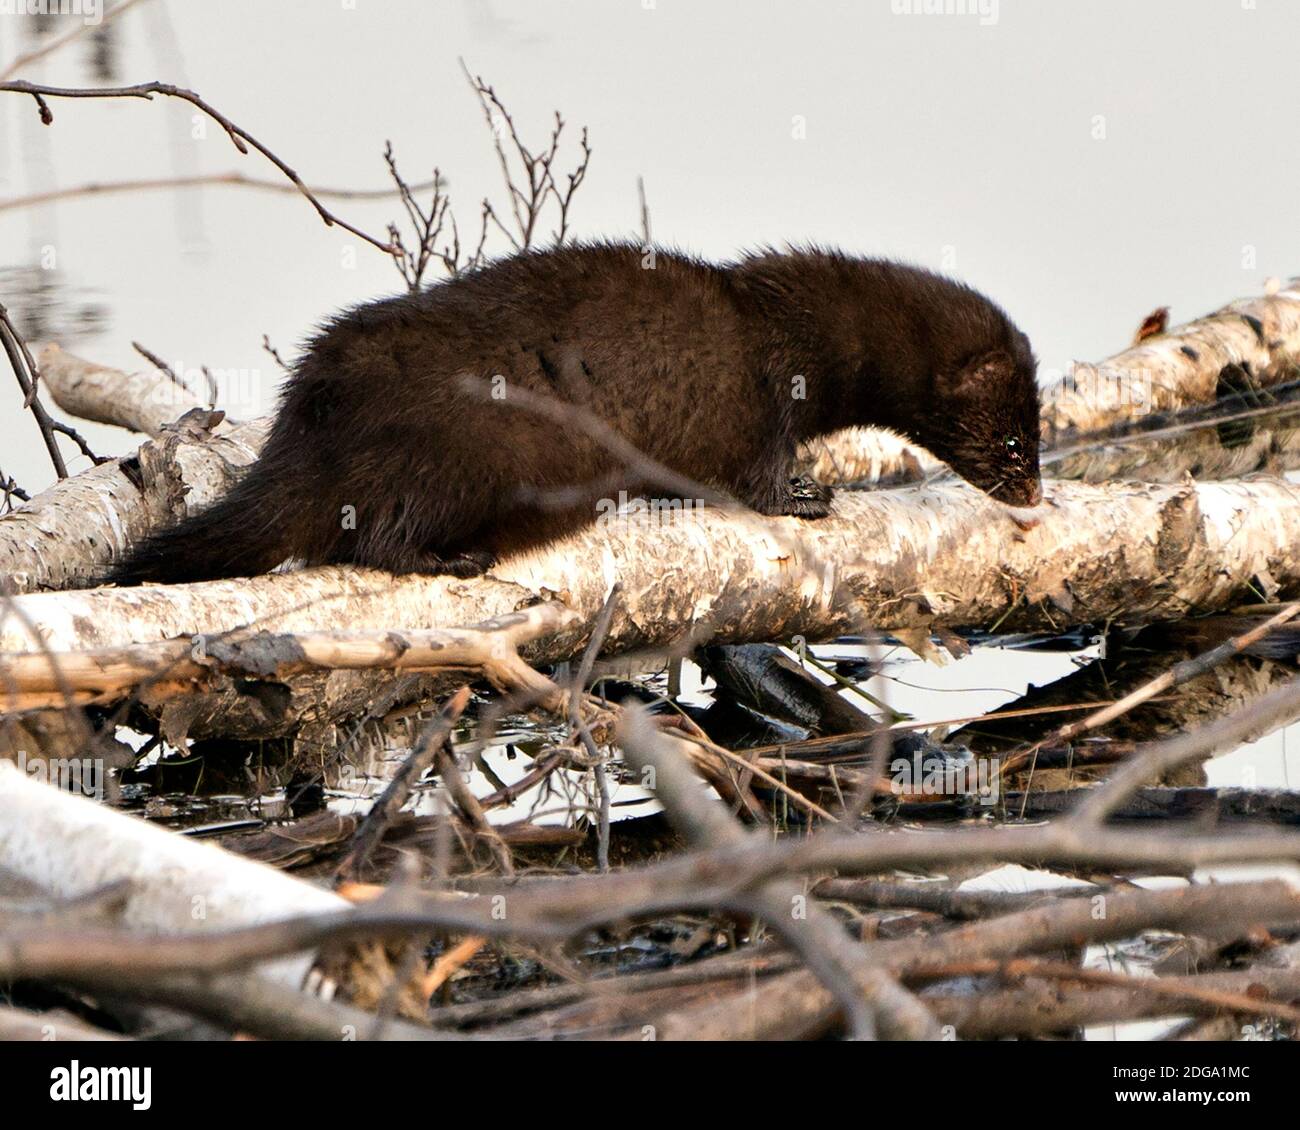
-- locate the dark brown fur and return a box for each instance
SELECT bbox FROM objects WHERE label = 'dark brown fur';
[106,243,1041,584]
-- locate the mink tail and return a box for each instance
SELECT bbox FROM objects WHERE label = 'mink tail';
[101,468,299,586]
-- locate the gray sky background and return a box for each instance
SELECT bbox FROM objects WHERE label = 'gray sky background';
[2,0,1298,492]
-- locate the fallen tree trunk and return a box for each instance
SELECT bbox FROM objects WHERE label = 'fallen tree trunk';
[1044,279,1300,434]
[1,477,1296,654]
[0,762,348,988]
[0,345,266,594]
[37,342,208,437]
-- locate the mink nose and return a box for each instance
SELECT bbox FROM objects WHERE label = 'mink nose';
[1024,481,1043,507]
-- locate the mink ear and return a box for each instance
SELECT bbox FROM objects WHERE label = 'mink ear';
[944,350,1013,394]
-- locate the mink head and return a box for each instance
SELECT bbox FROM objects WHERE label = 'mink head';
[911,337,1043,508]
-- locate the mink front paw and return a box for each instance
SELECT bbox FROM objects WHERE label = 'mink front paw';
[419,549,496,577]
[443,550,497,577]
[780,475,834,519]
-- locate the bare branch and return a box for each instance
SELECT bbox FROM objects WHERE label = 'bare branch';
[0,79,398,255]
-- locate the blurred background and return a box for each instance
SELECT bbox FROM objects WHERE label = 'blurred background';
[2,0,1297,493]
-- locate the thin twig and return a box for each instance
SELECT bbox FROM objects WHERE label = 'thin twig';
[458,59,590,252]
[0,304,66,477]
[570,584,622,871]
[0,79,397,255]
[0,171,442,215]
[132,340,190,393]
[636,175,651,246]
[433,745,514,877]
[261,334,290,372]
[336,687,472,881]
[0,470,30,511]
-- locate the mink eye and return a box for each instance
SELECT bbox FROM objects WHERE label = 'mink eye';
[1004,436,1022,458]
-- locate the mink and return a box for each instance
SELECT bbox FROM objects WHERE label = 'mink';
[104,242,1041,585]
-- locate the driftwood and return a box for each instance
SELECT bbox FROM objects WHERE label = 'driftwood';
[0,603,574,712]
[5,686,1300,1040]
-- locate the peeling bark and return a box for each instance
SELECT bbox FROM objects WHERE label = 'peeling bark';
[1044,280,1300,434]
[4,478,1298,680]
[0,379,266,596]
[0,761,348,988]
[38,342,207,437]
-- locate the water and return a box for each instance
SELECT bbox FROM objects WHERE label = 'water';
[110,637,1299,839]
[6,0,1300,495]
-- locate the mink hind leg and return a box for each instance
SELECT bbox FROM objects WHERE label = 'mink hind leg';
[321,490,500,577]
[325,537,496,577]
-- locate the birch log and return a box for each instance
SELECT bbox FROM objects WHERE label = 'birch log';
[1044,279,1300,434]
[0,762,348,987]
[37,342,207,437]
[0,423,269,594]
[0,346,267,594]
[4,476,1299,664]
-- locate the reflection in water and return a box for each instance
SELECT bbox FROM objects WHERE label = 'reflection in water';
[0,264,109,345]
[88,20,121,82]
[3,16,124,346]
